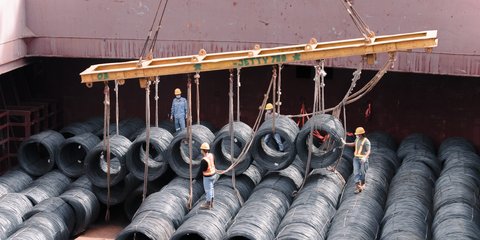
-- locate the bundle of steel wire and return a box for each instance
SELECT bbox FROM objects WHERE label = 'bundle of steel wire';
[0,168,33,197]
[167,124,215,178]
[20,170,71,205]
[23,196,75,234]
[295,114,345,169]
[0,193,33,239]
[57,132,101,178]
[116,177,204,240]
[212,121,254,176]
[7,212,70,240]
[60,117,103,138]
[92,173,141,205]
[18,130,65,176]
[251,115,299,171]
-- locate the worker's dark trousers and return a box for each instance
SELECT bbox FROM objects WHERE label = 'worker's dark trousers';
[353,157,368,183]
[203,174,218,202]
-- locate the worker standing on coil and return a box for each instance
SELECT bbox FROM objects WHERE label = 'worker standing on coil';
[263,103,284,152]
[342,127,371,193]
[197,142,218,209]
[170,88,188,132]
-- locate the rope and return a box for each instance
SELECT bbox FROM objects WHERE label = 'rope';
[285,54,395,119]
[220,67,276,174]
[154,76,160,127]
[142,81,151,202]
[186,77,194,209]
[277,64,283,114]
[194,72,201,125]
[114,80,119,135]
[102,83,112,221]
[148,0,170,56]
[229,69,244,205]
[339,0,375,42]
[271,66,277,133]
[138,0,164,64]
[236,68,241,121]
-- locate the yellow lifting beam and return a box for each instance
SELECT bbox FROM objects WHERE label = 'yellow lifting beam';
[80,30,437,86]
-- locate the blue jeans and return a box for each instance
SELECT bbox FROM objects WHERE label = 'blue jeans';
[174,117,186,132]
[264,133,284,151]
[203,174,217,202]
[353,157,368,184]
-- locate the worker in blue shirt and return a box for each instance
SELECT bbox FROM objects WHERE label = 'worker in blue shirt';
[170,88,188,132]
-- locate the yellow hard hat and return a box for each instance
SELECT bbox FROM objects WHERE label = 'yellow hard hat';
[355,127,365,135]
[174,88,181,95]
[200,142,210,150]
[265,103,274,110]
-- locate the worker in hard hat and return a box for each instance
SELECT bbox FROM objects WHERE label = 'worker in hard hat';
[170,88,188,132]
[342,127,371,193]
[263,103,284,152]
[198,142,218,209]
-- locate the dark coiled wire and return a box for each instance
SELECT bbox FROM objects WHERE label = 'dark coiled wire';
[23,196,75,234]
[85,134,132,188]
[251,115,299,171]
[212,121,254,176]
[67,175,93,192]
[126,127,173,181]
[432,137,480,239]
[0,193,34,238]
[95,118,145,141]
[92,173,141,206]
[21,170,71,205]
[60,187,100,236]
[0,169,33,197]
[117,177,204,240]
[57,133,101,178]
[167,124,215,178]
[295,114,345,169]
[60,117,103,138]
[18,130,65,176]
[8,212,69,240]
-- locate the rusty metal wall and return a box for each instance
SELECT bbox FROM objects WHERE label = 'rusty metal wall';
[22,0,480,77]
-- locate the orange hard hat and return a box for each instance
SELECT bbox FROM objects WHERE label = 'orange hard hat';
[355,127,365,135]
[200,142,210,150]
[174,88,181,95]
[265,103,274,110]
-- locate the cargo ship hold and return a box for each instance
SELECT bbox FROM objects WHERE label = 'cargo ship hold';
[1,0,479,239]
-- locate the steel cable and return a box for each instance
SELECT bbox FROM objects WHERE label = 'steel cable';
[18,130,65,176]
[0,169,33,197]
[212,121,254,176]
[126,127,173,181]
[295,114,345,168]
[85,134,132,188]
[251,115,299,171]
[117,177,204,240]
[60,117,104,138]
[57,133,101,178]
[167,124,215,178]
[20,170,71,205]
[59,187,100,236]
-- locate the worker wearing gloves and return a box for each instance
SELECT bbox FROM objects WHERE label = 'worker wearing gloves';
[342,127,371,193]
[198,142,218,210]
[170,88,188,132]
[263,103,284,152]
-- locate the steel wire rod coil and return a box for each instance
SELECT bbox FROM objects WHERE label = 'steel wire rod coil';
[396,133,435,160]
[23,196,75,234]
[276,166,348,239]
[117,178,204,240]
[212,121,254,176]
[85,134,132,188]
[67,175,93,192]
[7,212,69,240]
[21,170,72,205]
[167,124,215,178]
[0,193,34,238]
[158,120,176,134]
[438,137,476,162]
[92,173,140,206]
[295,114,345,168]
[57,133,101,178]
[251,115,299,171]
[0,169,33,197]
[95,118,145,141]
[126,127,173,181]
[59,187,100,236]
[18,130,65,176]
[60,117,104,138]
